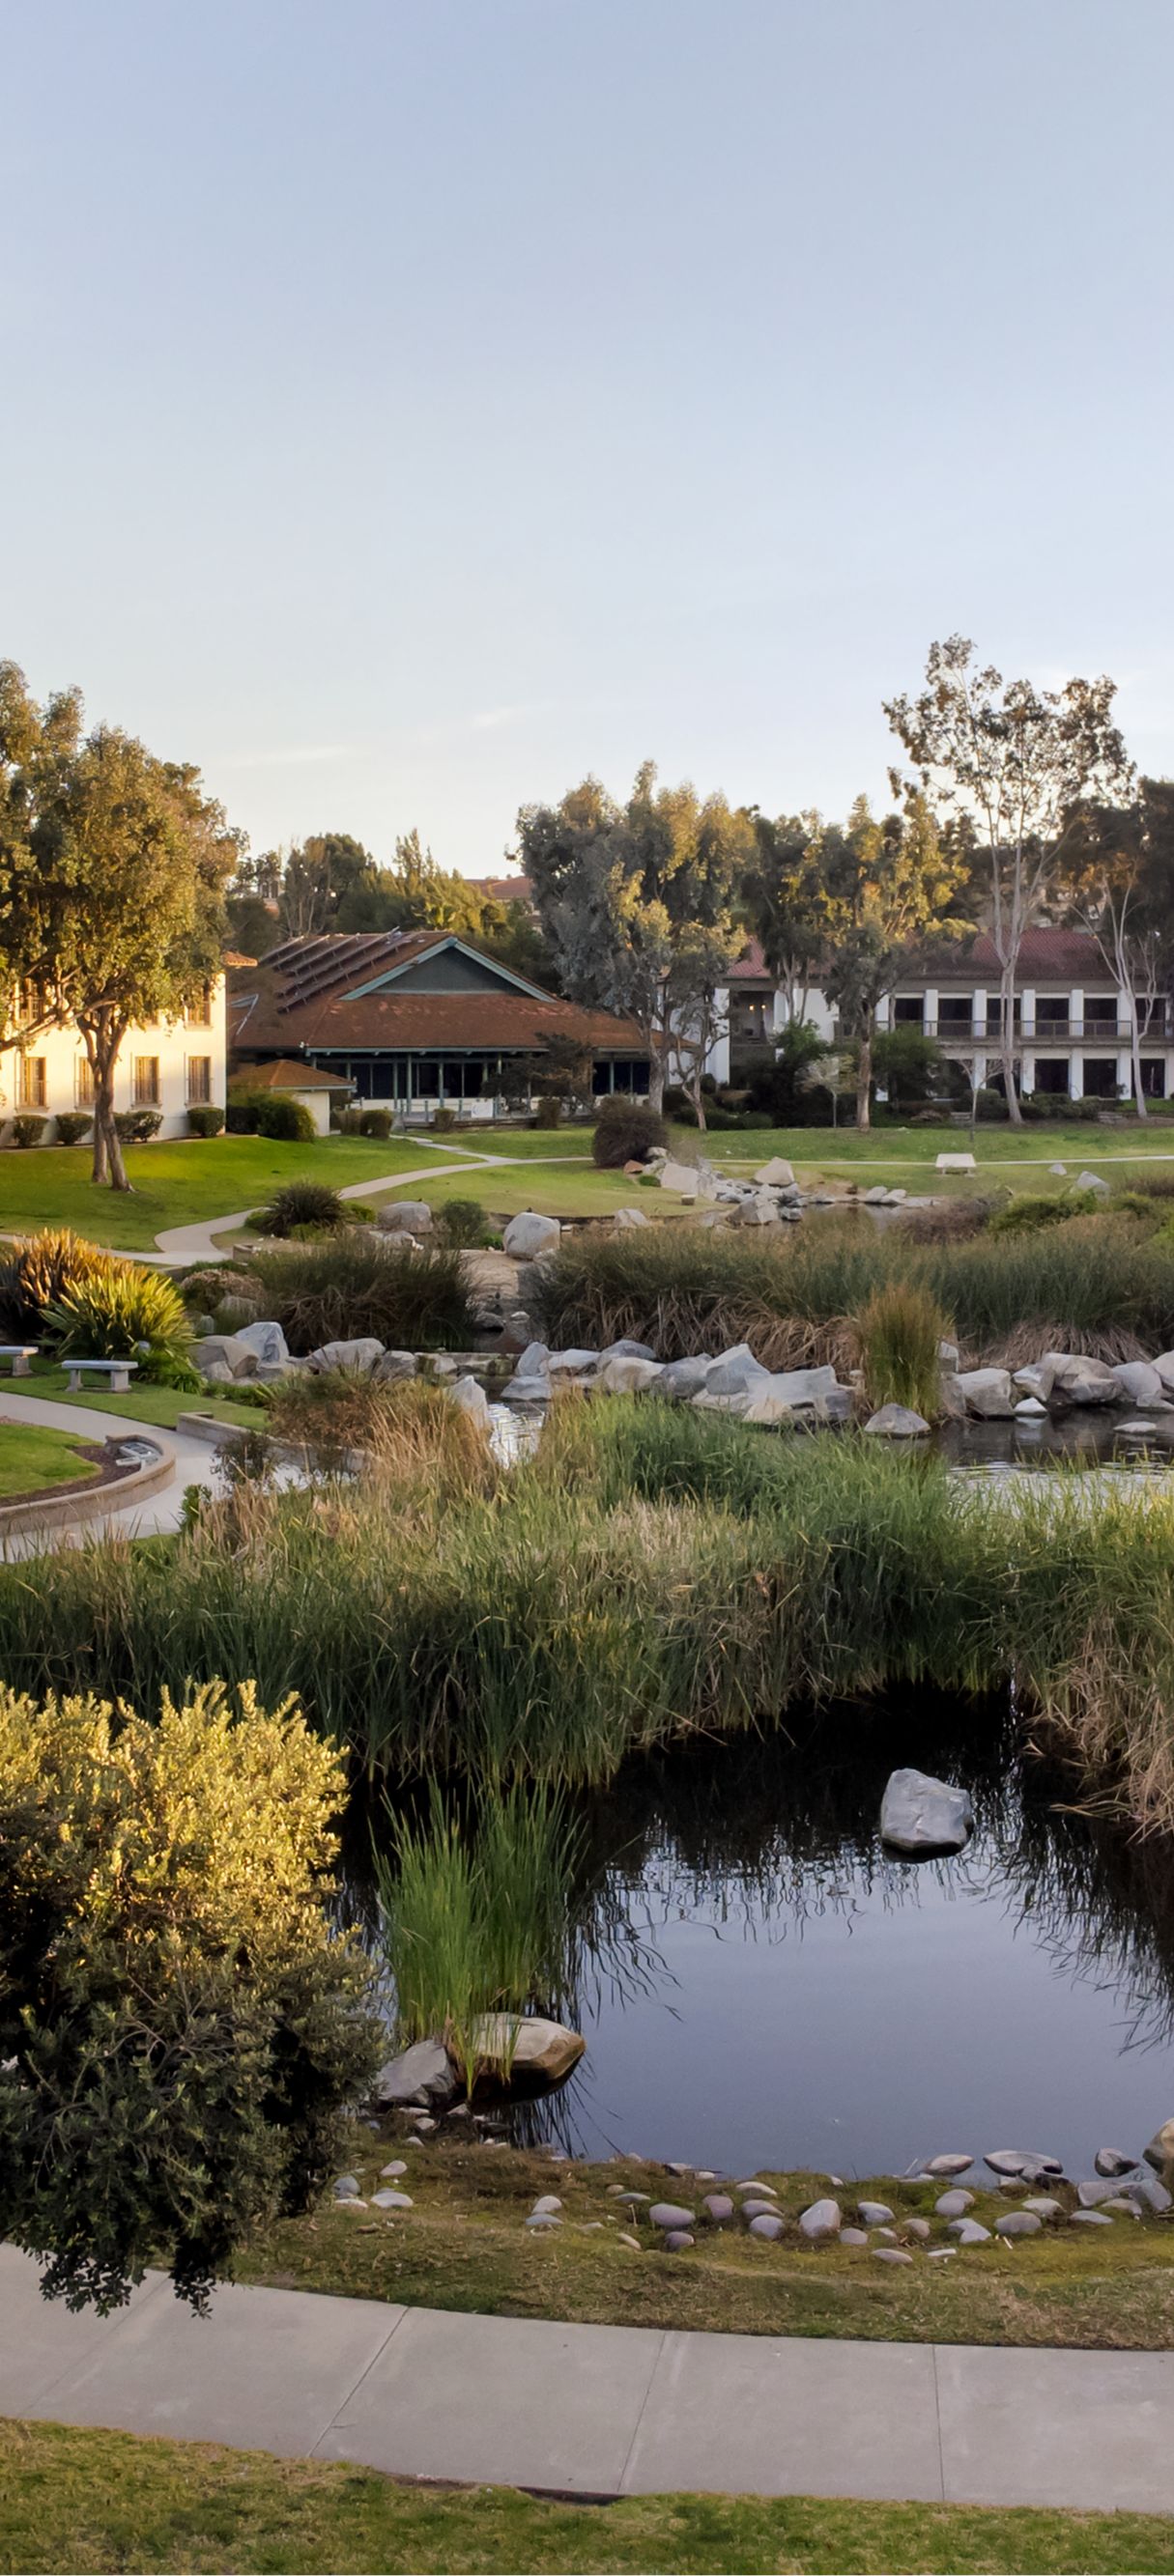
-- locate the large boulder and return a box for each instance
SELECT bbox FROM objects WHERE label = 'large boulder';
[865,1403,931,1437]
[702,1343,771,1401]
[197,1332,258,1378]
[1045,1352,1122,1407]
[1076,1171,1110,1194]
[954,1367,1015,1419]
[741,1386,796,1428]
[235,1317,290,1368]
[465,2015,586,2085]
[379,1200,434,1234]
[308,1338,386,1374]
[614,1206,652,1229]
[1112,1360,1165,1409]
[755,1157,796,1187]
[770,1363,842,1410]
[1143,2117,1174,2174]
[502,1211,561,1260]
[372,1349,416,1384]
[449,1374,491,1424]
[599,1339,657,1363]
[880,1768,974,1854]
[597,1354,664,1395]
[657,1159,702,1197]
[656,1357,711,1401]
[1152,1353,1174,1397]
[371,2038,460,2109]
[731,1190,782,1228]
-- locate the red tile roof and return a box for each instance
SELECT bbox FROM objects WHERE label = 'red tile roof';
[228,933,643,1058]
[240,1058,353,1090]
[909,927,1113,983]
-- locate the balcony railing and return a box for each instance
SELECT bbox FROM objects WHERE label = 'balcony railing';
[891,1018,1174,1044]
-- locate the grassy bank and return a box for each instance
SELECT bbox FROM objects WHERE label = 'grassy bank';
[0,1422,100,1498]
[240,2137,1174,2355]
[1,1404,1172,1828]
[534,1209,1174,1365]
[4,2420,1173,2575]
[0,1136,442,1250]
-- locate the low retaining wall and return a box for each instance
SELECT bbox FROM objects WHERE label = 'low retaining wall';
[0,1435,174,1539]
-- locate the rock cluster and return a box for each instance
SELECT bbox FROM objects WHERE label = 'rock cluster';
[948,1349,1174,1423]
[498,1337,853,1428]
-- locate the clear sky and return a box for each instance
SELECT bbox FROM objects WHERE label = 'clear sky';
[6,0,1172,874]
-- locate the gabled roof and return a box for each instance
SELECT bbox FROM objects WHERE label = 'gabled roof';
[227,930,643,1058]
[239,1057,353,1091]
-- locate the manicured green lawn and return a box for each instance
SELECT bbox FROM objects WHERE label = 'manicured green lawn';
[3,1366,262,1433]
[0,1137,442,1251]
[0,1420,100,1498]
[385,1162,690,1221]
[2,2418,1172,2574]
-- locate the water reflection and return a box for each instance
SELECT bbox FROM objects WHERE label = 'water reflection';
[354,1693,1174,2176]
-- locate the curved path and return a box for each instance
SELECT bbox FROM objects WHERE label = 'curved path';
[0,1392,223,1544]
[152,1137,514,1264]
[0,2246,1171,2510]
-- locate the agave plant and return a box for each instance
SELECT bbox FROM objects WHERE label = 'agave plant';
[43,1260,196,1384]
[0,1229,107,1340]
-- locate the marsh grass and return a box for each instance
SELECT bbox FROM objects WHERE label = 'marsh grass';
[246,1236,473,1353]
[265,1371,497,1495]
[374,1783,580,2072]
[855,1282,951,1418]
[535,1211,1174,1365]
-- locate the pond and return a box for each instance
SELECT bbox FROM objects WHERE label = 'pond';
[362,1695,1174,2180]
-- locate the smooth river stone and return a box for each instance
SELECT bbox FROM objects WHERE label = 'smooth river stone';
[748,2213,785,2241]
[799,2198,841,2240]
[903,2217,931,2242]
[663,2231,695,2251]
[873,2248,914,2266]
[857,2201,894,2225]
[702,2194,734,2222]
[934,2190,974,2219]
[926,2153,974,2176]
[1094,2149,1137,2178]
[380,2161,408,2180]
[735,2179,778,2195]
[840,2227,870,2248]
[371,2190,413,2210]
[1071,2209,1114,2225]
[740,2200,778,2222]
[1101,2196,1143,2218]
[1022,2197,1062,2218]
[648,2202,695,2230]
[530,2194,563,2216]
[950,2219,991,2244]
[996,2210,1043,2238]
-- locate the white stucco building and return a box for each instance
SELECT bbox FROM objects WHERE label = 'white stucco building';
[1,978,228,1144]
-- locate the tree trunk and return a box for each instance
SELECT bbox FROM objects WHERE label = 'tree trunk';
[999,961,1022,1124]
[1128,994,1148,1118]
[690,1068,707,1131]
[645,1048,666,1113]
[86,1019,132,1191]
[855,1026,873,1133]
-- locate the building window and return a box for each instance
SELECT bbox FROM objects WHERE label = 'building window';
[1141,1060,1167,1099]
[186,984,213,1029]
[1080,1060,1118,1100]
[132,1056,160,1106]
[76,1057,96,1107]
[19,1055,46,1109]
[186,1055,212,1104]
[893,998,925,1028]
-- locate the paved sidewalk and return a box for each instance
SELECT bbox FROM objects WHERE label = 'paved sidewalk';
[2,2248,1173,2510]
[152,1140,505,1264]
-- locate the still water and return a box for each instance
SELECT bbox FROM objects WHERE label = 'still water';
[501,1699,1174,2178]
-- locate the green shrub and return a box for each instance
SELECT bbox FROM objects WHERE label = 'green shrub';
[43,1260,195,1383]
[114,1109,163,1144]
[186,1104,225,1137]
[9,1114,49,1149]
[0,1229,106,1340]
[534,1096,563,1129]
[249,1237,474,1352]
[358,1107,393,1138]
[856,1282,950,1419]
[591,1098,669,1168]
[256,1096,317,1143]
[255,1181,348,1238]
[0,1682,381,2314]
[432,1198,490,1250]
[225,1092,264,1134]
[53,1112,93,1147]
[988,1191,1100,1235]
[430,1106,458,1133]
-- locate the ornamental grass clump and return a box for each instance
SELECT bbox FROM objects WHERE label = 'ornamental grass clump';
[255,1179,349,1237]
[43,1258,197,1386]
[266,1372,497,1496]
[374,1782,580,2076]
[0,1228,106,1340]
[856,1282,952,1421]
[247,1236,474,1352]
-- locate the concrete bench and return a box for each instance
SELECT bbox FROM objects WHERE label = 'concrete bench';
[64,1358,139,1395]
[0,1346,38,1378]
[935,1151,977,1175]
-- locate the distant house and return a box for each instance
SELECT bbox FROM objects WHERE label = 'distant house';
[227,930,648,1118]
[706,927,1174,1104]
[2,977,228,1144]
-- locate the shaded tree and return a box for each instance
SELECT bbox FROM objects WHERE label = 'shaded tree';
[885,637,1132,1123]
[743,810,827,1022]
[819,794,965,1133]
[1061,779,1174,1118]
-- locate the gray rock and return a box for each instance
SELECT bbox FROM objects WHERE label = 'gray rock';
[740,2199,779,2222]
[926,2153,974,2176]
[880,1769,974,1854]
[949,2219,991,2244]
[1152,1353,1174,1396]
[371,1348,416,1384]
[873,2247,914,2265]
[370,2040,458,2109]
[502,1211,562,1260]
[1022,2197,1062,2219]
[996,2210,1043,2237]
[840,2227,870,2247]
[199,1361,235,1385]
[1071,2209,1114,2225]
[863,1184,889,1205]
[768,1363,841,1410]
[1076,1171,1110,1194]
[1076,2177,1120,2207]
[1112,1361,1164,1408]
[934,2190,974,2219]
[903,2218,931,2242]
[656,1358,711,1401]
[613,1206,652,1230]
[598,1338,658,1364]
[755,1158,796,1186]
[1143,2117,1174,2173]
[379,1201,433,1234]
[938,1342,960,1374]
[380,2160,408,2178]
[1016,1396,1047,1418]
[730,1188,784,1229]
[197,1331,257,1377]
[663,2230,695,2250]
[449,1374,490,1423]
[986,2149,1062,2180]
[1048,1162,1068,1175]
[371,2189,414,2210]
[596,1354,664,1395]
[954,1367,1015,1420]
[1128,2173,1172,2213]
[702,2194,734,2222]
[648,2202,695,2230]
[735,2180,778,2195]
[656,1159,702,1197]
[526,2212,561,2230]
[548,1349,600,1375]
[747,2213,785,2241]
[1101,2196,1143,2218]
[333,2174,360,2197]
[512,1342,551,1380]
[927,2248,958,2261]
[530,2194,563,2216]
[857,2201,895,2225]
[864,1404,931,1438]
[799,2197,841,2240]
[702,1343,772,1401]
[309,1337,385,1374]
[1043,1350,1121,1406]
[1094,2149,1137,2179]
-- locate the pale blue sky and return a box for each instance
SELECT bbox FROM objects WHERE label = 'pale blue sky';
[5,0,1172,872]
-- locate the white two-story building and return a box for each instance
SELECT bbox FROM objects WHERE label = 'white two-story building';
[1,978,228,1144]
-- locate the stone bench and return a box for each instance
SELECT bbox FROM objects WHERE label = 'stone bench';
[63,1357,139,1395]
[0,1346,38,1378]
[935,1151,977,1175]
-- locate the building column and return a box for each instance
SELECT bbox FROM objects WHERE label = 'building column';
[922,987,938,1034]
[972,988,988,1038]
[1021,1055,1035,1095]
[1117,1050,1132,1098]
[1070,987,1084,1037]
[972,1054,988,1090]
[1069,1052,1083,1100]
[1020,987,1036,1041]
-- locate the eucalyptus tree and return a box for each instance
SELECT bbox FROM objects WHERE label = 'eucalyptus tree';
[1062,778,1174,1117]
[818,793,966,1133]
[885,637,1132,1122]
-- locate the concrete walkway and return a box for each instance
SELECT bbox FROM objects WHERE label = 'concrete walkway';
[2,2246,1173,2510]
[152,1138,510,1264]
[0,1392,222,1543]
